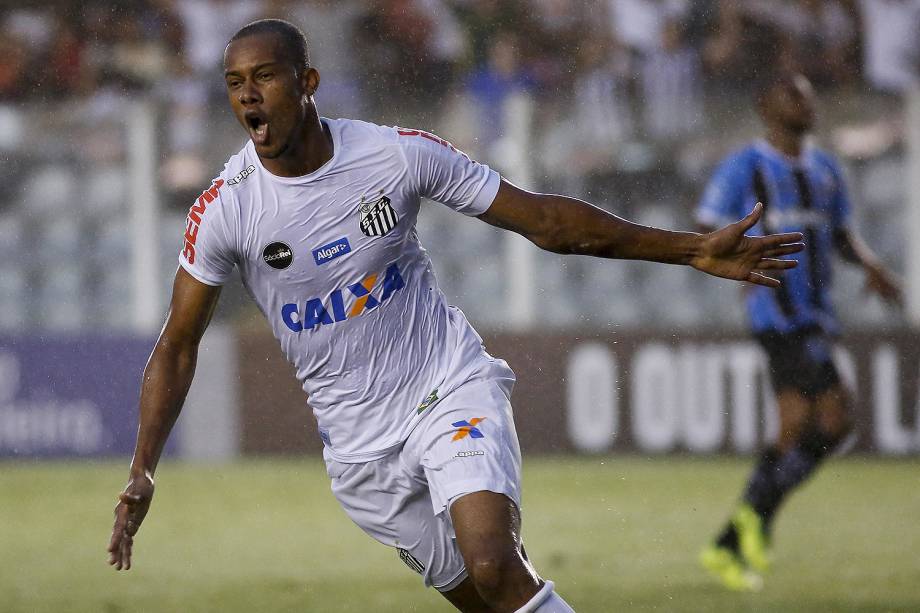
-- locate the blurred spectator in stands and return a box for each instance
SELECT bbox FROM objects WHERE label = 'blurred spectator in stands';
[858,0,920,93]
[467,31,535,150]
[42,12,87,99]
[640,18,705,140]
[703,2,791,91]
[267,0,366,117]
[172,0,263,94]
[795,0,859,87]
[682,0,722,48]
[607,0,691,59]
[450,0,528,70]
[107,11,170,91]
[538,32,633,183]
[0,28,33,102]
[157,53,211,207]
[354,0,463,120]
[738,0,858,87]
[529,0,597,90]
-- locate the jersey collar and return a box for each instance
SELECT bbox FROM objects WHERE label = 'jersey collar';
[754,138,814,168]
[248,118,340,185]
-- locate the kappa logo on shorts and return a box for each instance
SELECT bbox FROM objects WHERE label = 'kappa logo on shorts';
[451,418,485,441]
[358,191,398,237]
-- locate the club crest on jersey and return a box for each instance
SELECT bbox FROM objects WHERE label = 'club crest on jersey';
[358,191,398,237]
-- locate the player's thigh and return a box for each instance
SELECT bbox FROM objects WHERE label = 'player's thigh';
[324,452,467,592]
[450,489,523,559]
[412,373,523,520]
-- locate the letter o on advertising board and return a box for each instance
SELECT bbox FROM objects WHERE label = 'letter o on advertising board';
[565,342,618,453]
[632,344,678,452]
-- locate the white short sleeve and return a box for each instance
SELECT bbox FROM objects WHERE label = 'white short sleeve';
[178,178,237,286]
[396,128,500,216]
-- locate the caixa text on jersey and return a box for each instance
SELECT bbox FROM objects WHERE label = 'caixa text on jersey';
[280,263,406,332]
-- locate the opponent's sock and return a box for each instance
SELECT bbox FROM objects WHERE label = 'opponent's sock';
[711,447,779,553]
[741,447,782,522]
[759,428,837,528]
[514,581,576,613]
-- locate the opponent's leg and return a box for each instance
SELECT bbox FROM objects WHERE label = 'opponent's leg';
[757,382,851,527]
[704,387,811,579]
[739,388,812,526]
[450,491,574,612]
[733,381,851,571]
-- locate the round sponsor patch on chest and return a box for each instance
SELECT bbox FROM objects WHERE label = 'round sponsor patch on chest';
[262,241,294,270]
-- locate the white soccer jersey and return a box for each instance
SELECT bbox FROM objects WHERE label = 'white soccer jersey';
[179,118,505,462]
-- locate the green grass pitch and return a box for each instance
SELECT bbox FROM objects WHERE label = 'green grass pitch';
[1,456,918,612]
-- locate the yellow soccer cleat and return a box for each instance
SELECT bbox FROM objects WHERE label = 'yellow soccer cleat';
[699,545,764,592]
[733,504,772,573]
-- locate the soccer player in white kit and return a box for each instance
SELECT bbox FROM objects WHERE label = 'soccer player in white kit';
[108,20,804,612]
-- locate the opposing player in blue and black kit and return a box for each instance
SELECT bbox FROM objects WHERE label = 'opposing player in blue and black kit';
[696,72,902,590]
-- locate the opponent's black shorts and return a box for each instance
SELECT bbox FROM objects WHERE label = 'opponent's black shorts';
[755,328,841,398]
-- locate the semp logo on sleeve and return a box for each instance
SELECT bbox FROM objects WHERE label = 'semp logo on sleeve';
[358,191,399,237]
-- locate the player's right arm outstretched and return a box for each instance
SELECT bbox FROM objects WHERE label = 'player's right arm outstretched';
[107,268,221,570]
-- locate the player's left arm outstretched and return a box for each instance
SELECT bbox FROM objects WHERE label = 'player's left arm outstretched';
[480,179,804,287]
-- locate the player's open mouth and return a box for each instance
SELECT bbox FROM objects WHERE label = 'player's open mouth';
[246,114,270,146]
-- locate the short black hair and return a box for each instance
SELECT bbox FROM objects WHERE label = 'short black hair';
[228,19,310,71]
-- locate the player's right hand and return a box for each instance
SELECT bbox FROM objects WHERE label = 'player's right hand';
[108,470,155,571]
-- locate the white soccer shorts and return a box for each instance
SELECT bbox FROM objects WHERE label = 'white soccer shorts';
[323,359,522,591]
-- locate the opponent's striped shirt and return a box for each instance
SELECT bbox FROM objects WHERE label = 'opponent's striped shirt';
[179,118,506,462]
[696,140,852,334]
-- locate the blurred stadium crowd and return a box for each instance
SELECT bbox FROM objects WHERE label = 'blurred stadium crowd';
[0,0,916,331]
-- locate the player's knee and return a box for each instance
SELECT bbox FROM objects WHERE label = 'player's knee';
[818,386,853,441]
[466,551,521,598]
[823,410,852,444]
[777,403,810,451]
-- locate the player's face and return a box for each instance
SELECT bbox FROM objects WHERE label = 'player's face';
[763,74,817,134]
[223,34,313,159]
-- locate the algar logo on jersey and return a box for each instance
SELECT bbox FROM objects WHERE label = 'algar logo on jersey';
[281,263,406,332]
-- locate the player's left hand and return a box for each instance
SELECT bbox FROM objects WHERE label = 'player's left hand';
[691,203,804,288]
[864,261,903,307]
[107,470,155,571]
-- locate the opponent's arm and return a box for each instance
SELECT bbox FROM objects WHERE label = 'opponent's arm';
[480,179,803,287]
[834,227,903,306]
[108,267,222,570]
